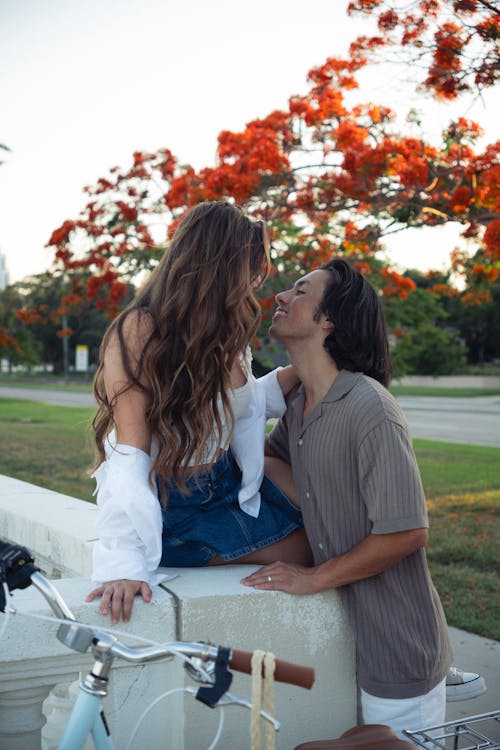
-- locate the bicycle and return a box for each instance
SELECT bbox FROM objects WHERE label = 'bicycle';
[0,539,315,750]
[3,541,498,750]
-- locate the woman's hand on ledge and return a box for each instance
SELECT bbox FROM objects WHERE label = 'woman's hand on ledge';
[85,579,152,623]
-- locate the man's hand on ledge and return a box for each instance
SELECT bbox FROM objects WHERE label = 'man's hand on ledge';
[85,579,152,623]
[241,562,320,595]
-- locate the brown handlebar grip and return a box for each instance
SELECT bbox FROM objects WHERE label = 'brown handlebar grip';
[229,649,315,689]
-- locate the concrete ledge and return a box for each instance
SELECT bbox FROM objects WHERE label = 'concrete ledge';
[0,475,97,577]
[0,578,182,749]
[0,577,176,680]
[0,475,358,748]
[1,571,356,749]
[164,566,357,747]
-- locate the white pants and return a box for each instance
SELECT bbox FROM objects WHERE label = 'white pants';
[361,678,446,744]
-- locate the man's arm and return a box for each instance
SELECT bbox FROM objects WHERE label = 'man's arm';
[241,528,428,595]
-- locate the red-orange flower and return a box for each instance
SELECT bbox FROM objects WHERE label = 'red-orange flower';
[47,220,76,247]
[483,220,500,260]
[380,269,417,298]
[56,327,73,339]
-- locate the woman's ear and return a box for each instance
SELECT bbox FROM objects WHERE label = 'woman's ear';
[320,317,335,331]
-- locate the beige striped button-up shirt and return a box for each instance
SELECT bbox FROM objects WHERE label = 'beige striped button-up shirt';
[269,369,452,699]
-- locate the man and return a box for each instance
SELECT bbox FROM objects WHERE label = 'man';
[242,259,453,735]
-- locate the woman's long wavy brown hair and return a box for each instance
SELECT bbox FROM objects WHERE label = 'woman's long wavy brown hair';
[92,201,269,493]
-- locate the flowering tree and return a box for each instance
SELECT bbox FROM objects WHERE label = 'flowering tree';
[16,9,497,370]
[0,284,40,369]
[347,0,500,100]
[10,271,134,373]
[45,58,498,296]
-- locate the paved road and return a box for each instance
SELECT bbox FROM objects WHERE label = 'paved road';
[1,386,499,447]
[397,395,500,448]
[0,386,95,408]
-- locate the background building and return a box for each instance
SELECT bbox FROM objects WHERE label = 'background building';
[0,252,9,290]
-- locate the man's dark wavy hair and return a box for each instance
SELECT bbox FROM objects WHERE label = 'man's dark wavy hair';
[315,259,391,387]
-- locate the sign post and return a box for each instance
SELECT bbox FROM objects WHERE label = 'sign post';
[75,345,89,373]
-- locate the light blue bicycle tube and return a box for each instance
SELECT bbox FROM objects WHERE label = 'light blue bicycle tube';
[57,690,114,750]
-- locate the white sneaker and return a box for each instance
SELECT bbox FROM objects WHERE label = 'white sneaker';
[446,666,487,702]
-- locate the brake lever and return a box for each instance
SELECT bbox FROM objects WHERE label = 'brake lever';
[217,692,280,730]
[0,546,39,611]
[196,647,233,707]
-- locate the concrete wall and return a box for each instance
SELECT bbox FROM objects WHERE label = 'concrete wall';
[0,577,182,750]
[166,567,356,749]
[0,475,97,578]
[0,474,357,749]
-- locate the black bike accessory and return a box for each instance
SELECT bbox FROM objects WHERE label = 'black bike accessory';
[196,646,233,708]
[0,540,40,611]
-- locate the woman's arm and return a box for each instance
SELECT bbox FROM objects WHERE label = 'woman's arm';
[255,364,299,421]
[276,364,300,396]
[102,311,153,452]
[88,311,162,623]
[87,442,163,622]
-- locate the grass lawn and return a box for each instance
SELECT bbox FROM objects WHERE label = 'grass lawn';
[0,398,498,639]
[414,439,499,641]
[0,399,96,500]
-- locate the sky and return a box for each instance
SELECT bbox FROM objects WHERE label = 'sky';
[1,0,497,285]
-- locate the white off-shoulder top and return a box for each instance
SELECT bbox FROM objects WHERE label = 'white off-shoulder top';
[91,357,286,585]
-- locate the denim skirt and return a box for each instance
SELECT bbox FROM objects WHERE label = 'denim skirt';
[158,450,303,567]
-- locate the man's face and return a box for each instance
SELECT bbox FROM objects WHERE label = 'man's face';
[269,269,332,343]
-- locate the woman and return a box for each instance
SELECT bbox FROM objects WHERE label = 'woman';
[86,201,312,623]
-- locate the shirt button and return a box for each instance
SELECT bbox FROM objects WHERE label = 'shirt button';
[298,439,303,446]
[318,543,324,550]
[306,491,310,499]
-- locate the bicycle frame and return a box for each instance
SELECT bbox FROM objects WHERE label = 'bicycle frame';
[56,629,117,750]
[58,691,113,750]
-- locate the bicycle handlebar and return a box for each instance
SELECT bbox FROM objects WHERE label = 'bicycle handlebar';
[102,639,314,689]
[229,649,315,689]
[1,538,316,691]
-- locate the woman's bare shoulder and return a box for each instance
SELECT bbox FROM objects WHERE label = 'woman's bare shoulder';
[120,308,154,340]
[106,309,154,355]
[102,310,155,383]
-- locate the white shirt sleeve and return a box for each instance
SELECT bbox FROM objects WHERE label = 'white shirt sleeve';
[91,441,165,586]
[257,367,286,418]
[230,366,287,518]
